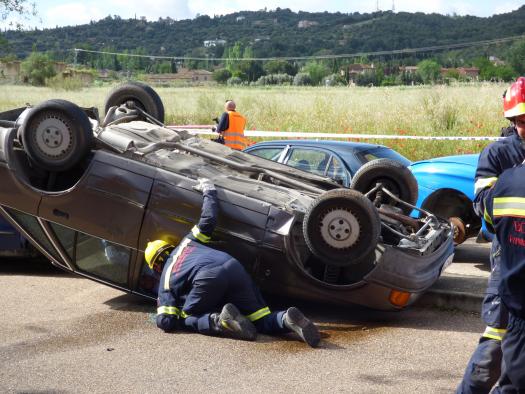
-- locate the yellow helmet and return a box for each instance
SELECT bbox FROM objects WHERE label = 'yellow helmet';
[145,240,175,270]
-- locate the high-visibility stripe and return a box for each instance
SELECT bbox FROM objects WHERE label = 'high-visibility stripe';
[482,326,506,341]
[157,306,181,315]
[191,225,211,243]
[157,306,190,319]
[247,306,271,322]
[474,177,498,194]
[484,207,493,225]
[493,197,525,218]
[163,237,191,291]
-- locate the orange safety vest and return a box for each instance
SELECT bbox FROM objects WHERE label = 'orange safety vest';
[223,111,247,150]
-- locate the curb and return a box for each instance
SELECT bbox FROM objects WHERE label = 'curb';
[415,274,487,313]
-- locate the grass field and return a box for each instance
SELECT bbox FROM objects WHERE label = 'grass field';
[0,82,509,161]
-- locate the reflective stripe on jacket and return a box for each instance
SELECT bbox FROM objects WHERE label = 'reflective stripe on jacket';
[224,111,247,150]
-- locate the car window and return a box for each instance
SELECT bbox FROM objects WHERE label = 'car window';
[75,233,130,286]
[4,208,62,262]
[286,148,331,174]
[326,156,349,186]
[49,222,76,260]
[247,147,284,161]
[357,147,411,166]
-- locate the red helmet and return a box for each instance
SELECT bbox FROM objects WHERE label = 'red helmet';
[503,77,525,119]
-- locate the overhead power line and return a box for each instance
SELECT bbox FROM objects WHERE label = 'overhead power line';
[74,33,525,62]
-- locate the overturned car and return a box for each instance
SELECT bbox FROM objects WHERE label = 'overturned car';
[0,83,454,310]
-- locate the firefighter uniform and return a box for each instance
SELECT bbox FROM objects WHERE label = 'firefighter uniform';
[457,133,525,394]
[482,165,525,391]
[217,110,248,150]
[155,188,290,336]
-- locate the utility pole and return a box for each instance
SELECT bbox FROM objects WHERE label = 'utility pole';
[392,0,395,12]
[376,0,379,12]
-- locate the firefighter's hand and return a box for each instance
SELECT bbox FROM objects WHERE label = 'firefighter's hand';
[194,178,216,193]
[212,117,219,123]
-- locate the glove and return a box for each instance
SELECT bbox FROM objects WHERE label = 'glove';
[194,178,216,193]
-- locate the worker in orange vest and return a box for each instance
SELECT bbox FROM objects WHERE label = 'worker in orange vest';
[216,100,248,150]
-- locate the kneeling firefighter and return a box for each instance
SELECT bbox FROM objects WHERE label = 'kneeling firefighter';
[145,178,321,347]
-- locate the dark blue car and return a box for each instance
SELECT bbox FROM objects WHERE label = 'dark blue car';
[0,217,40,258]
[244,139,411,188]
[246,141,485,245]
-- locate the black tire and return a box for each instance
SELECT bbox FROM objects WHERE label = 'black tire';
[303,189,380,267]
[104,81,165,123]
[350,158,418,214]
[19,99,93,172]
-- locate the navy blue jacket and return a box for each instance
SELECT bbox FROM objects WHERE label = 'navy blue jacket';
[484,166,525,319]
[156,189,222,330]
[473,133,525,220]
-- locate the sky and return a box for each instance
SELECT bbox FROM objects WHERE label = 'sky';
[2,0,524,29]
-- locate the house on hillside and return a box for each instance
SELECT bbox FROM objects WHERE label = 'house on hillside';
[298,20,319,28]
[456,67,479,79]
[203,39,226,47]
[145,68,213,84]
[399,66,418,74]
[489,56,505,66]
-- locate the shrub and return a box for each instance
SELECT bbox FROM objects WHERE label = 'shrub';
[293,72,312,86]
[46,74,84,91]
[212,68,232,84]
[256,73,293,86]
[324,73,347,86]
[227,76,243,85]
[20,52,56,86]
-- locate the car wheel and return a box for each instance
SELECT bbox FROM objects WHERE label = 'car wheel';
[303,188,380,266]
[104,81,165,123]
[19,99,93,172]
[350,158,418,214]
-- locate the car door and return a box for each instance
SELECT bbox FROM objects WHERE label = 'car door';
[37,151,155,288]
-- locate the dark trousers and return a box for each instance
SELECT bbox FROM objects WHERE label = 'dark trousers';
[457,239,508,394]
[182,258,288,335]
[492,314,525,393]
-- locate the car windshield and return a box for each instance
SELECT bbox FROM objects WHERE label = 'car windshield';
[355,147,411,166]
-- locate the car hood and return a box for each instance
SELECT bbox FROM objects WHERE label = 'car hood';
[409,154,479,168]
[408,154,478,194]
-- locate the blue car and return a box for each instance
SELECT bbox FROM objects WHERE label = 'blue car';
[409,154,489,244]
[244,139,411,187]
[0,217,41,258]
[246,141,484,245]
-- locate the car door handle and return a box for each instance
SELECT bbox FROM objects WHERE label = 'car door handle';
[53,209,69,219]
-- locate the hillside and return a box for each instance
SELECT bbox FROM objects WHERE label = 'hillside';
[2,7,525,63]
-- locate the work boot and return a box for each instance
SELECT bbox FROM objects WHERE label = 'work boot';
[283,307,320,348]
[210,303,257,341]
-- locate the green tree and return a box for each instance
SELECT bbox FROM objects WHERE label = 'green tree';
[507,39,525,75]
[263,59,297,76]
[417,59,441,83]
[212,68,231,84]
[302,62,329,85]
[20,51,56,85]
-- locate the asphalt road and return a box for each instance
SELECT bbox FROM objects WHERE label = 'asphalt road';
[0,258,483,393]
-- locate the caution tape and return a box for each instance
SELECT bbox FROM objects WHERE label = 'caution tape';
[167,126,502,141]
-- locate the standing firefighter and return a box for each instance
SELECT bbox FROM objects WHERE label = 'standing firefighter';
[480,164,525,391]
[145,178,321,347]
[457,77,525,393]
[216,100,248,150]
